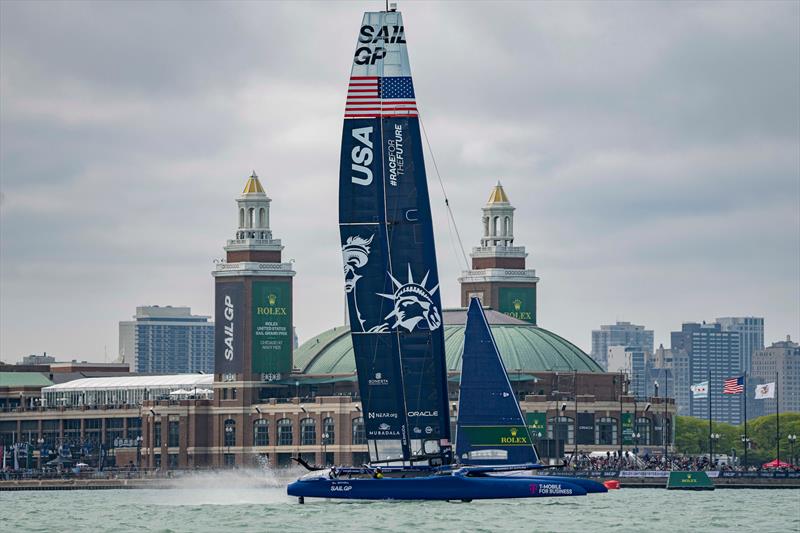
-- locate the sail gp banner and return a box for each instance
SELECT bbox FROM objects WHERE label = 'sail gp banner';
[215,281,244,374]
[251,281,292,374]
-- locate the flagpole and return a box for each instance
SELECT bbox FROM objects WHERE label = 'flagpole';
[744,374,748,468]
[776,371,780,464]
[708,367,712,459]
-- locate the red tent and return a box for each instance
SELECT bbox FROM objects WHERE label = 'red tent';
[762,459,792,468]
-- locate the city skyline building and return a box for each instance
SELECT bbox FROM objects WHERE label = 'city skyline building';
[671,322,743,424]
[118,306,214,374]
[458,183,539,324]
[751,335,800,416]
[716,316,764,374]
[591,321,654,371]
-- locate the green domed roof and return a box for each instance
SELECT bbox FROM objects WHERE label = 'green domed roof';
[294,309,602,375]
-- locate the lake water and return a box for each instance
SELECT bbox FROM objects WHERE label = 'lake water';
[1,469,798,533]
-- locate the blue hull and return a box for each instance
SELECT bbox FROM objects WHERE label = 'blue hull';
[287,474,588,501]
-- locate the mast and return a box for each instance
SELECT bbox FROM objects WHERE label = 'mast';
[339,9,451,462]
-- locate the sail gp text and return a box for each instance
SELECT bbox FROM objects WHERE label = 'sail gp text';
[386,124,404,187]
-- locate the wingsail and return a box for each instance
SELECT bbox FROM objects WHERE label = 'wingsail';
[339,10,451,462]
[456,298,540,465]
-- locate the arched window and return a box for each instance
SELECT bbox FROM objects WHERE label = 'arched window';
[596,417,618,446]
[492,216,499,236]
[547,416,574,445]
[277,418,292,446]
[259,208,266,228]
[248,207,255,228]
[635,417,652,445]
[300,418,316,445]
[253,419,269,446]
[503,216,510,236]
[239,208,245,228]
[482,217,489,237]
[352,417,366,445]
[323,417,335,445]
[224,418,236,447]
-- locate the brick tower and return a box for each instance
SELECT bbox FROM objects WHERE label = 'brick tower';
[212,172,296,401]
[458,182,539,324]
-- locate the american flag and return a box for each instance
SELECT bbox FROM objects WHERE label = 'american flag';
[723,376,744,394]
[345,76,418,118]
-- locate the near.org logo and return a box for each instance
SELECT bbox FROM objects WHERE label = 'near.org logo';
[369,372,389,386]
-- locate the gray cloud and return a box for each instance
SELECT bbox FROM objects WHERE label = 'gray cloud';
[1,1,798,362]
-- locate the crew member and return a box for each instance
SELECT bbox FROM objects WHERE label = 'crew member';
[373,467,384,479]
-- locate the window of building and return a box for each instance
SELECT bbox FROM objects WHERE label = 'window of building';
[224,419,236,447]
[277,418,293,446]
[168,454,179,469]
[301,418,316,446]
[168,421,180,447]
[596,417,618,446]
[126,417,141,440]
[323,417,335,445]
[547,416,574,445]
[153,422,162,447]
[253,419,269,446]
[635,417,652,446]
[232,388,237,400]
[352,417,366,445]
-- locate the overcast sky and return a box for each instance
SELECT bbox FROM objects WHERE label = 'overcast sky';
[1,1,798,363]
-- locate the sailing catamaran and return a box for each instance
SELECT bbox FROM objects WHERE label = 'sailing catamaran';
[287,7,605,501]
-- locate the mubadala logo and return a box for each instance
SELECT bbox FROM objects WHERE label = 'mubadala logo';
[368,412,398,419]
[368,372,389,386]
[378,423,391,431]
[407,410,438,418]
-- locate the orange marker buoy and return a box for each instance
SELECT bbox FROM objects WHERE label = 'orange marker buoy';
[603,480,621,490]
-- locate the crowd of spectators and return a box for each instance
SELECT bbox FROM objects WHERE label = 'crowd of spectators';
[567,451,798,472]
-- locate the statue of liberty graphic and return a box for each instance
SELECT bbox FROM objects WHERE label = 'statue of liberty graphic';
[342,235,440,333]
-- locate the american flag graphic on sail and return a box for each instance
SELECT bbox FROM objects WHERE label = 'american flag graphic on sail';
[345,76,418,118]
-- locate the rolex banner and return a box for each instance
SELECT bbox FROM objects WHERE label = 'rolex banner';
[498,287,536,324]
[215,281,244,374]
[251,280,292,374]
[526,412,546,437]
[622,412,634,445]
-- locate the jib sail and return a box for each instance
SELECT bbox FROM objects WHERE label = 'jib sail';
[455,298,540,465]
[339,9,451,462]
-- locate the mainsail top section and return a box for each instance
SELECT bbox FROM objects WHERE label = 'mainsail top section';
[346,11,417,119]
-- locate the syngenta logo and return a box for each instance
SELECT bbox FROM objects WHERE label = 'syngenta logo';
[368,412,398,419]
[368,372,389,386]
[223,295,235,361]
[407,410,438,417]
[350,127,374,186]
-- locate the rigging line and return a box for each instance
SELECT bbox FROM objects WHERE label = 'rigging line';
[418,113,471,271]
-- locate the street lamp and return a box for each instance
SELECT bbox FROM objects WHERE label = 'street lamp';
[710,433,721,466]
[740,435,751,468]
[632,432,641,457]
[135,435,143,470]
[322,432,330,465]
[37,438,45,470]
[788,434,797,467]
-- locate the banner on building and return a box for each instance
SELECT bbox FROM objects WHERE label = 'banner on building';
[251,280,292,374]
[215,281,244,374]
[621,412,634,445]
[577,413,595,445]
[525,412,546,438]
[498,287,536,324]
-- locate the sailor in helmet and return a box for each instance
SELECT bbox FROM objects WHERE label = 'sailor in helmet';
[373,467,384,479]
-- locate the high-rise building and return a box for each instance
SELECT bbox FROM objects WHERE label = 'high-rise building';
[212,172,296,409]
[607,345,650,400]
[716,317,764,373]
[118,306,214,374]
[671,322,742,424]
[751,336,800,415]
[591,322,654,371]
[458,183,539,324]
